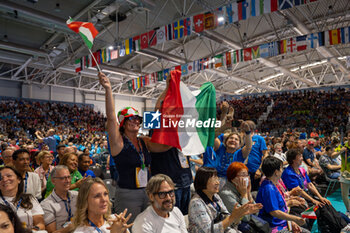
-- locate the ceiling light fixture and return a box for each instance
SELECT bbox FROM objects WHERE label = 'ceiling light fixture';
[258,73,283,84]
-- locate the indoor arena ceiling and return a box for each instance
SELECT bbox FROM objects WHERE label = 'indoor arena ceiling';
[0,0,350,99]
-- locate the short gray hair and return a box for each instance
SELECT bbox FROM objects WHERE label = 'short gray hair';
[51,165,69,178]
[146,174,175,196]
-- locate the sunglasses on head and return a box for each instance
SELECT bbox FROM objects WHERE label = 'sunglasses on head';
[127,115,143,123]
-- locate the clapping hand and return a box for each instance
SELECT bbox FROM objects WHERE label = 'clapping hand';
[108,208,133,233]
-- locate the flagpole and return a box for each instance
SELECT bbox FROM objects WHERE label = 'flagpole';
[87,48,102,72]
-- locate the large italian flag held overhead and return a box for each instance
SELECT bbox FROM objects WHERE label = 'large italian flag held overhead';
[151,70,217,155]
[66,18,98,49]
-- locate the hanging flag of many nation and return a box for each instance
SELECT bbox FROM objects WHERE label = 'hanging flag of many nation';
[75,58,82,72]
[66,18,99,49]
[238,0,250,20]
[279,0,293,10]
[148,30,157,46]
[193,14,204,33]
[173,20,184,39]
[204,12,215,30]
[296,35,307,51]
[141,33,148,49]
[156,26,167,45]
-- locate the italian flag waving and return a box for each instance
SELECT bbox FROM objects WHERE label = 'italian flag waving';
[66,18,99,49]
[151,70,217,155]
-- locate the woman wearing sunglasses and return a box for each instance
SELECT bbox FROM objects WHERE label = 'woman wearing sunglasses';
[99,72,171,223]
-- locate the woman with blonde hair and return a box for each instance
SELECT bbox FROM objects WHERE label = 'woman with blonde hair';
[73,177,132,233]
[212,121,253,188]
[34,151,54,194]
[45,153,85,198]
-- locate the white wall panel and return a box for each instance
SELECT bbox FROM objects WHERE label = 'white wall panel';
[0,80,21,98]
[52,87,74,102]
[32,85,50,100]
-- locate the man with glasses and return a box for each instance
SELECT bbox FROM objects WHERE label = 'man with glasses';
[40,165,78,233]
[132,174,188,233]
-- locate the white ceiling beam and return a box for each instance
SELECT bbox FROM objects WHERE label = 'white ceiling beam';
[203,30,315,87]
[12,57,32,80]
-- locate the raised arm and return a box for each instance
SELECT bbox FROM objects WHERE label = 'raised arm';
[155,73,171,111]
[240,121,253,159]
[98,72,123,156]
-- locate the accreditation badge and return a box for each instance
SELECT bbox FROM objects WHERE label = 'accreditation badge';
[135,167,148,188]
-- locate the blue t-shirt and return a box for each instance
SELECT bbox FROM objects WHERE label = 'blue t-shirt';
[43,136,58,152]
[246,134,267,173]
[299,132,307,139]
[203,146,218,168]
[256,179,288,230]
[78,169,96,178]
[215,143,244,177]
[303,148,315,163]
[281,165,311,191]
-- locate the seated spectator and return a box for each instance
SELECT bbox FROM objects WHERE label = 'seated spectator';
[1,148,14,167]
[40,165,78,233]
[72,177,132,233]
[302,139,323,181]
[310,128,319,138]
[34,151,54,194]
[0,204,31,233]
[319,146,344,179]
[256,157,309,233]
[78,154,96,178]
[188,167,262,233]
[272,143,288,167]
[282,149,331,207]
[45,153,86,198]
[0,166,45,231]
[30,150,41,170]
[53,144,66,166]
[220,162,269,233]
[132,174,187,233]
[12,149,42,200]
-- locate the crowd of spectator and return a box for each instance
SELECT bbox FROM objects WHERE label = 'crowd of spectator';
[219,88,350,136]
[1,78,350,233]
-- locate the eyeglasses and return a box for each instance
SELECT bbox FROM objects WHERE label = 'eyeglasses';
[53,176,71,181]
[154,190,175,199]
[45,156,54,159]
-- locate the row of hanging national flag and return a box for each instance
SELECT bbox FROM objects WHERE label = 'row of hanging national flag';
[74,47,119,72]
[127,26,350,91]
[110,0,320,53]
[74,0,319,73]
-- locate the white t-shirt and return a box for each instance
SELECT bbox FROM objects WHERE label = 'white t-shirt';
[26,172,42,200]
[132,205,188,233]
[0,196,44,229]
[73,215,116,233]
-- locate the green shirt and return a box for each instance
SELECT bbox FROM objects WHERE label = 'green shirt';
[45,169,83,198]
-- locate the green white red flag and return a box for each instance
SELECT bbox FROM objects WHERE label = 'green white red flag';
[66,18,98,49]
